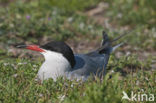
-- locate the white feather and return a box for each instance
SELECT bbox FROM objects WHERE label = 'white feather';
[111,43,124,52]
[37,50,71,81]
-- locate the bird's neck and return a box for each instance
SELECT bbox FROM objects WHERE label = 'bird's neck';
[37,51,72,81]
[42,51,72,73]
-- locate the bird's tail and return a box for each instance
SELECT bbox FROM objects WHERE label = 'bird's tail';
[111,43,123,52]
[98,31,123,54]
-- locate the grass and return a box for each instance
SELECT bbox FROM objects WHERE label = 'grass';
[0,0,103,44]
[0,0,155,103]
[105,0,156,27]
[0,56,155,103]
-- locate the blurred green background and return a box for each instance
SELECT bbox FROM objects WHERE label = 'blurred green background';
[0,0,155,103]
[0,0,155,47]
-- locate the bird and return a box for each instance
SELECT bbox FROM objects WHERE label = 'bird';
[17,31,123,81]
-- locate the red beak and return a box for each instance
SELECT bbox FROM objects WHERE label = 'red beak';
[17,45,45,52]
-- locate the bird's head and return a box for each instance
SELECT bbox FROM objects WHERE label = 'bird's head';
[17,41,76,68]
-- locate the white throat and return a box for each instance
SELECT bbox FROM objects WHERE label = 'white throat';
[37,50,71,81]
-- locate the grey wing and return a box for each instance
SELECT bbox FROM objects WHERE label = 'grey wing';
[73,55,99,74]
[86,51,110,69]
[67,54,109,80]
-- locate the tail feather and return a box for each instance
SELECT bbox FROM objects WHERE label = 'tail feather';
[98,31,123,54]
[111,43,124,52]
[88,31,124,55]
[101,31,110,46]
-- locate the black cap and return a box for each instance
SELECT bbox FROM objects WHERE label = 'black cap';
[41,41,76,68]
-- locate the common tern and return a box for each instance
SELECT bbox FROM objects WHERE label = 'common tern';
[17,31,122,81]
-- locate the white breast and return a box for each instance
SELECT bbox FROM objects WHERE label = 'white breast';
[37,50,71,81]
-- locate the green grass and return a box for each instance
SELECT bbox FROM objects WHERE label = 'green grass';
[41,0,101,12]
[0,0,103,44]
[0,0,155,50]
[106,0,156,28]
[0,56,155,103]
[0,0,155,103]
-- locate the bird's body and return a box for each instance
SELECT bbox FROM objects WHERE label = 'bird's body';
[37,51,109,81]
[17,31,122,81]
